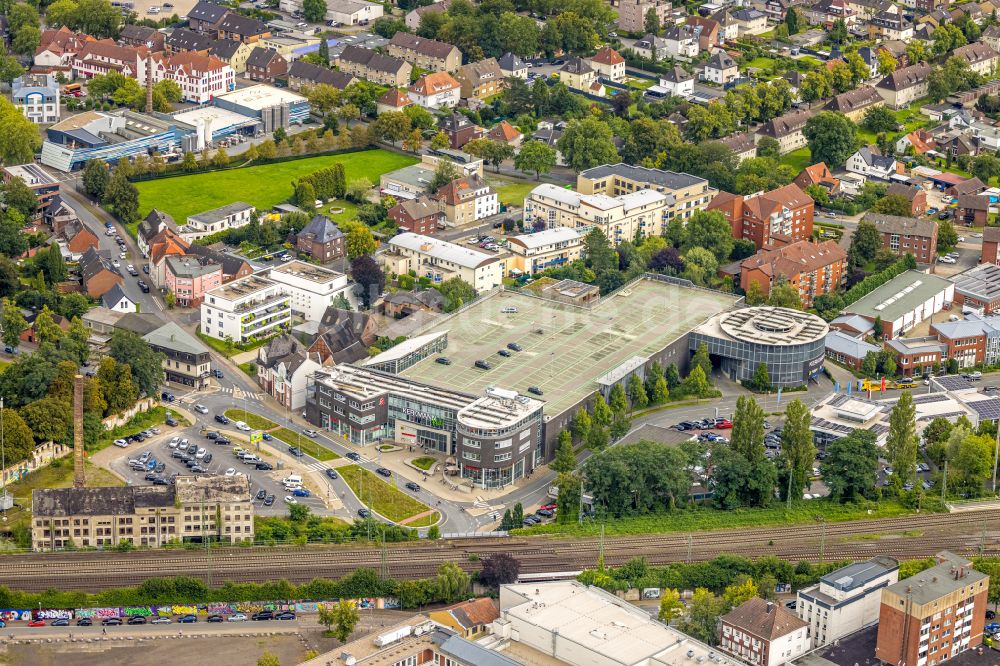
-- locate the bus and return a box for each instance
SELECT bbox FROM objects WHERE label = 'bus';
[62,83,82,96]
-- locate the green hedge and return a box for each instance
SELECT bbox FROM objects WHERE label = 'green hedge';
[843,255,917,306]
[127,147,376,183]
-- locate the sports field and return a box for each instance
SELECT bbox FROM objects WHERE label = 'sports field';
[400,278,739,416]
[135,150,418,223]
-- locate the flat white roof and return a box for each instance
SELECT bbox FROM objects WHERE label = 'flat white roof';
[529,183,667,212]
[389,232,501,270]
[529,183,583,207]
[216,84,307,111]
[363,331,448,366]
[270,259,344,284]
[173,105,257,130]
[509,227,580,250]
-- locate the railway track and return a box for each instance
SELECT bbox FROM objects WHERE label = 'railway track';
[3,509,997,592]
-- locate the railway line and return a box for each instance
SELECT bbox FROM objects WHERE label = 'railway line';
[3,509,997,593]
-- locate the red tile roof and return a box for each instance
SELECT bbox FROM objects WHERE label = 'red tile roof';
[590,46,625,65]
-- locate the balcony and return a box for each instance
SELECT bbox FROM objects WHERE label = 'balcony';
[242,312,290,338]
[240,300,291,325]
[235,292,289,315]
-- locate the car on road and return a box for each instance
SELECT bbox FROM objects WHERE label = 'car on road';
[974,232,984,238]
[215,414,230,424]
[205,431,219,440]
[150,616,171,624]
[325,468,339,479]
[179,614,197,623]
[376,467,391,477]
[347,452,361,461]
[264,494,275,506]
[213,369,224,379]
[76,617,92,626]
[435,357,451,365]
[207,615,224,623]
[137,279,149,292]
[127,616,146,625]
[288,446,303,457]
[293,488,310,497]
[358,508,371,518]
[194,404,208,414]
[160,392,174,401]
[303,429,318,437]
[235,421,251,431]
[3,346,14,354]
[228,613,248,622]
[101,618,122,626]
[252,611,273,621]
[165,416,177,426]
[276,611,296,620]
[405,481,420,491]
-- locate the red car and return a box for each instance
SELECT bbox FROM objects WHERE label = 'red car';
[27,619,46,627]
[715,419,733,429]
[540,504,557,511]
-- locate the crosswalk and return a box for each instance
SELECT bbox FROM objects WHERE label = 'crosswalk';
[304,461,332,473]
[220,387,266,401]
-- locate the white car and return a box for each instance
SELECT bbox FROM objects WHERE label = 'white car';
[224,467,236,476]
[150,616,172,624]
[195,447,207,459]
[957,236,966,242]
[235,421,251,431]
[168,437,180,448]
[193,404,208,414]
[180,438,189,448]
[227,613,247,622]
[303,429,318,438]
[284,495,298,504]
[939,256,956,264]
[974,233,984,238]
[126,264,135,273]
[114,439,128,447]
[112,259,120,267]
[119,251,127,259]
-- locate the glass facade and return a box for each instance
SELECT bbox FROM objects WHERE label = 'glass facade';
[388,395,459,453]
[690,331,826,387]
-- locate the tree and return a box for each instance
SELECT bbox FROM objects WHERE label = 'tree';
[863,105,898,134]
[748,362,771,391]
[343,220,377,260]
[627,373,648,410]
[403,128,423,153]
[872,194,914,217]
[103,171,140,223]
[724,578,759,607]
[781,399,815,499]
[3,176,37,219]
[876,50,898,76]
[828,17,848,44]
[33,306,62,347]
[583,227,617,272]
[82,159,110,200]
[947,429,994,497]
[437,276,476,312]
[691,342,712,379]
[937,219,958,252]
[515,141,557,180]
[303,0,327,22]
[0,406,33,464]
[677,588,728,645]
[435,561,471,602]
[429,159,461,192]
[659,588,684,623]
[785,7,799,34]
[681,247,718,287]
[591,395,612,427]
[108,329,165,397]
[370,110,411,146]
[317,36,330,66]
[1,299,27,349]
[609,382,628,413]
[885,390,918,491]
[351,255,385,308]
[8,3,40,32]
[211,146,229,168]
[328,599,360,642]
[681,209,733,263]
[557,117,619,172]
[12,25,40,55]
[643,6,660,34]
[609,409,631,440]
[430,131,450,150]
[848,219,882,267]
[0,97,41,165]
[571,407,592,442]
[768,279,802,310]
[551,430,577,473]
[804,111,859,168]
[822,429,879,502]
[479,552,521,587]
[46,0,79,27]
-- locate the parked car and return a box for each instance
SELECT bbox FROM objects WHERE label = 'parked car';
[76,617,92,626]
[507,342,523,351]
[178,614,197,623]
[475,360,493,370]
[127,616,146,625]
[276,611,296,620]
[263,494,275,506]
[228,613,248,622]
[498,349,512,357]
[252,611,273,621]
[292,488,310,497]
[207,615,224,623]
[255,462,273,470]
[101,618,122,626]
[284,495,298,504]
[435,357,451,365]
[51,618,70,626]
[150,616,171,624]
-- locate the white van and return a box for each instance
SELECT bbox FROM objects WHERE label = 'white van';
[282,474,302,489]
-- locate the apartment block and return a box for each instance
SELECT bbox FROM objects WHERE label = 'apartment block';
[387,32,461,72]
[739,240,847,307]
[200,274,291,343]
[524,183,668,245]
[431,174,498,226]
[382,232,504,292]
[720,597,810,666]
[31,475,253,551]
[144,320,214,389]
[708,183,814,250]
[506,227,583,275]
[875,552,989,666]
[267,260,353,321]
[179,201,255,242]
[12,74,60,124]
[617,0,671,32]
[867,213,938,264]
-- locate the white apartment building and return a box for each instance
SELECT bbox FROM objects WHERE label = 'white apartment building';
[384,232,504,292]
[267,260,354,321]
[796,557,899,648]
[506,227,583,275]
[200,274,292,344]
[179,202,255,242]
[523,183,668,246]
[12,74,60,124]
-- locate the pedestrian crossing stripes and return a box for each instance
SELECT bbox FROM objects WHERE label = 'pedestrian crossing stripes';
[219,387,265,400]
[305,462,330,472]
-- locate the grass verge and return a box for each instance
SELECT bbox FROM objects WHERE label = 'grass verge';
[516,499,923,537]
[338,464,433,524]
[238,362,256,378]
[223,409,277,431]
[411,456,436,471]
[270,427,340,461]
[95,406,187,453]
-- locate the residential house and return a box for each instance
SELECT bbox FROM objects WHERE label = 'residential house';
[685,17,721,50]
[44,195,78,233]
[268,260,354,321]
[21,309,70,345]
[59,219,99,257]
[756,109,814,154]
[455,58,505,101]
[184,244,253,283]
[506,227,583,276]
[720,597,810,666]
[166,28,213,54]
[256,334,327,410]
[826,330,883,371]
[381,289,444,318]
[558,58,598,93]
[408,72,461,110]
[432,175,499,226]
[384,232,504,292]
[895,128,936,154]
[720,132,757,163]
[587,47,625,83]
[983,225,1000,264]
[33,27,94,74]
[984,25,1000,52]
[215,13,270,44]
[710,8,740,41]
[704,50,739,85]
[389,197,444,235]
[147,228,190,287]
[576,163,717,228]
[144,320,214,389]
[208,39,253,74]
[244,47,287,82]
[658,65,694,98]
[438,114,482,151]
[295,214,345,262]
[12,74,60,124]
[957,194,990,226]
[884,183,928,217]
[306,307,377,364]
[163,255,223,307]
[497,53,528,79]
[405,0,450,30]
[915,0,949,11]
[631,34,670,61]
[79,247,124,298]
[286,60,355,91]
[101,283,135,313]
[707,183,815,249]
[867,213,938,263]
[388,32,461,73]
[119,24,165,51]
[739,239,846,307]
[428,598,500,640]
[617,0,671,32]
[376,87,413,114]
[808,0,858,27]
[523,183,668,245]
[199,274,290,343]
[947,177,987,198]
[486,120,522,148]
[794,162,840,195]
[178,202,255,242]
[856,46,880,78]
[137,208,178,256]
[187,1,228,33]
[868,7,913,40]
[846,146,901,180]
[335,46,411,87]
[731,7,769,33]
[663,25,701,61]
[824,85,884,121]
[875,62,932,108]
[953,42,1000,76]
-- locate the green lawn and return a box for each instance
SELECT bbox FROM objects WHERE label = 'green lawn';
[135,150,418,224]
[223,409,277,431]
[493,179,538,207]
[270,427,340,461]
[747,56,778,70]
[338,464,434,524]
[411,456,436,471]
[780,147,813,173]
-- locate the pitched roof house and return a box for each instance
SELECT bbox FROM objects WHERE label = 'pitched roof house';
[876,62,932,108]
[287,60,356,92]
[455,58,505,100]
[824,85,884,121]
[295,214,345,262]
[307,307,377,364]
[388,32,462,72]
[376,87,414,114]
[79,247,124,298]
[794,162,840,194]
[719,597,810,666]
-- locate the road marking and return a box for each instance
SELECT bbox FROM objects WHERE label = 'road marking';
[220,387,264,400]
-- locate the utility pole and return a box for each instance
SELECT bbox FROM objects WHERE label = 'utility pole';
[941,459,948,503]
